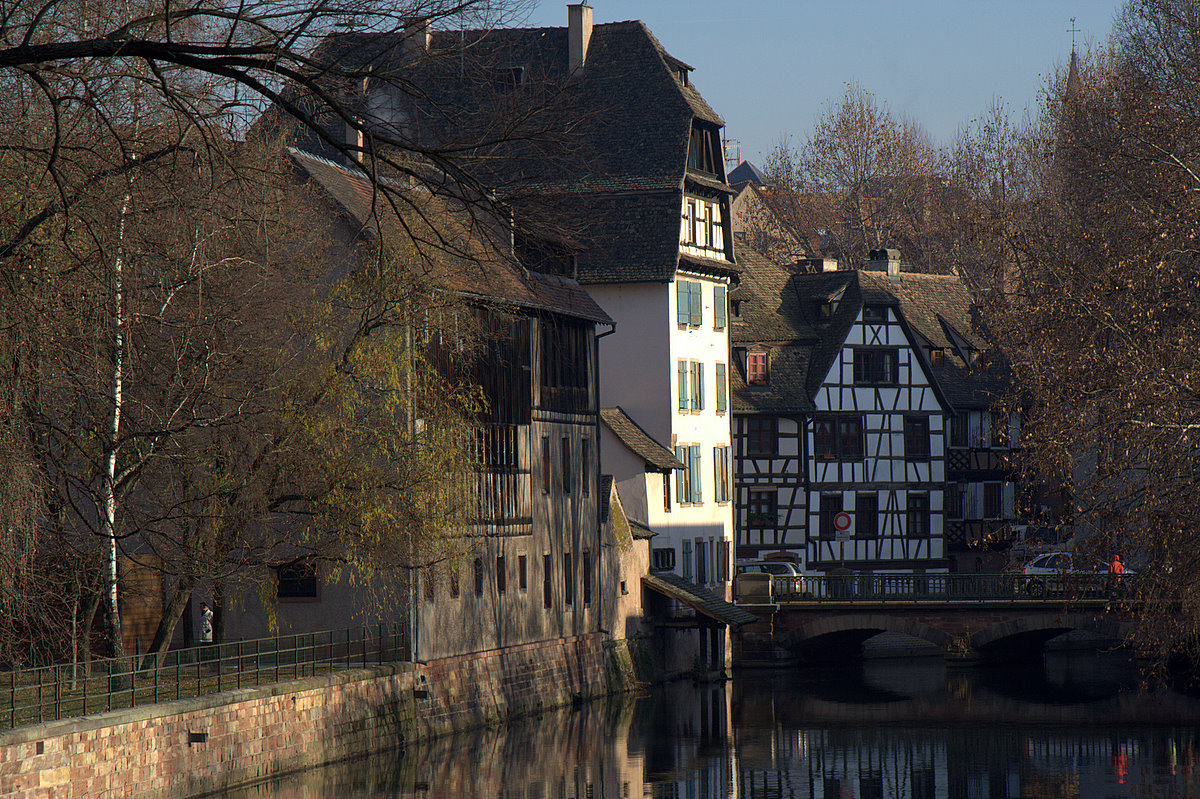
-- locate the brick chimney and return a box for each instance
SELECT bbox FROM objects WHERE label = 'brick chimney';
[568,3,593,72]
[866,248,901,276]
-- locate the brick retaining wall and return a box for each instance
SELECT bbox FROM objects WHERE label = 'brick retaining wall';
[0,633,641,799]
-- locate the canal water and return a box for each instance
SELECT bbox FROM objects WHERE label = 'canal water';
[223,650,1200,798]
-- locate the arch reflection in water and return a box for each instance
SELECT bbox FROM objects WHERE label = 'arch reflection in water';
[224,657,1200,798]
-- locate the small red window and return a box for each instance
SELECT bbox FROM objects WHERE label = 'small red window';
[747,352,769,386]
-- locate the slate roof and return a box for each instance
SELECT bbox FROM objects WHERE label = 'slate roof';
[728,245,817,414]
[728,161,767,185]
[642,572,758,627]
[730,243,1005,413]
[289,148,612,325]
[600,407,685,472]
[270,19,736,286]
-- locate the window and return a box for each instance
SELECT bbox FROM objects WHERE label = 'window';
[276,560,319,599]
[542,436,550,493]
[696,539,708,584]
[747,490,776,528]
[949,416,968,448]
[990,411,1010,447]
[688,122,721,175]
[449,563,460,598]
[663,472,671,512]
[907,494,930,537]
[563,552,574,606]
[863,305,886,322]
[676,280,703,326]
[652,548,675,571]
[497,555,506,594]
[930,348,945,367]
[675,446,688,502]
[689,445,702,503]
[718,541,730,582]
[714,285,727,329]
[543,554,552,608]
[581,438,590,497]
[540,318,590,413]
[814,416,864,460]
[946,484,964,519]
[853,348,899,385]
[746,352,769,386]
[715,363,727,413]
[984,482,1003,519]
[682,540,693,580]
[582,552,592,606]
[713,446,730,502]
[677,359,705,411]
[904,415,931,460]
[746,417,778,456]
[518,554,528,591]
[855,493,878,538]
[474,557,484,596]
[819,494,842,539]
[561,436,571,495]
[422,566,435,602]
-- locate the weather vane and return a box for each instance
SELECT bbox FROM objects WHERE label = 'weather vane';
[1068,17,1080,52]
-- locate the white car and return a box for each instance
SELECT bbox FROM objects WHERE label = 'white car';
[1021,552,1120,597]
[735,561,804,597]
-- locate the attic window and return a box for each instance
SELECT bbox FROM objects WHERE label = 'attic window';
[730,300,742,320]
[930,348,944,367]
[688,122,721,176]
[747,352,769,386]
[493,66,524,91]
[819,300,837,320]
[674,66,689,86]
[863,305,885,322]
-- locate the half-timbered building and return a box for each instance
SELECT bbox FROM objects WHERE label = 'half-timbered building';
[730,246,1016,576]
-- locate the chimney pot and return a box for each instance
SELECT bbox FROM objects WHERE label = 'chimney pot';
[568,3,593,72]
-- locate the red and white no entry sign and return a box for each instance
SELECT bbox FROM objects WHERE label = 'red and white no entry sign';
[833,511,852,532]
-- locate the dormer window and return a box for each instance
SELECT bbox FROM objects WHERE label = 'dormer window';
[688,122,721,176]
[930,348,944,367]
[863,305,886,322]
[747,352,769,386]
[820,300,836,320]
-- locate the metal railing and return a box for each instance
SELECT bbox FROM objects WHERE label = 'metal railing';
[0,624,409,732]
[759,573,1135,604]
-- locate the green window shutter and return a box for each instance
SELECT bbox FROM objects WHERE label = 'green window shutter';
[676,281,689,326]
[677,360,689,410]
[675,446,686,499]
[716,363,726,412]
[689,281,703,325]
[691,361,704,410]
[689,445,702,502]
[714,285,727,329]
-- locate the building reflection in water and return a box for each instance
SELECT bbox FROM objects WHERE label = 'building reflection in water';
[224,652,1200,799]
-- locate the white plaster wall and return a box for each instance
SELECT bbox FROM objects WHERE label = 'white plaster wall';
[588,283,671,445]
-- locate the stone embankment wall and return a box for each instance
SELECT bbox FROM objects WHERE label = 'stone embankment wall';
[0,633,644,799]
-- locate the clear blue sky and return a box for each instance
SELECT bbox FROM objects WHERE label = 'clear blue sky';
[526,1,1125,165]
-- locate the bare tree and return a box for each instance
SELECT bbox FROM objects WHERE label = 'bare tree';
[762,82,946,270]
[0,0,577,664]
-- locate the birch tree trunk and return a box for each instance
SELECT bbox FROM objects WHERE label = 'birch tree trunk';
[101,188,132,665]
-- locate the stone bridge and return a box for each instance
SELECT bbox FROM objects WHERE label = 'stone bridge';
[733,599,1135,665]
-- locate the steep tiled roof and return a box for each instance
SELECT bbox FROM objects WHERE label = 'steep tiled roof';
[600,407,685,472]
[729,245,817,413]
[857,271,1006,409]
[272,19,735,286]
[289,148,612,324]
[731,244,1005,412]
[642,572,758,627]
[629,519,657,540]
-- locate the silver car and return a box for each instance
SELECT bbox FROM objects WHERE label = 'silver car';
[1021,552,1112,597]
[735,561,804,597]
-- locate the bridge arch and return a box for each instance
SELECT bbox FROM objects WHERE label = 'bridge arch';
[970,613,1132,655]
[777,613,952,660]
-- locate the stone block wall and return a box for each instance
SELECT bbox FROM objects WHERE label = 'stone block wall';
[0,633,640,799]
